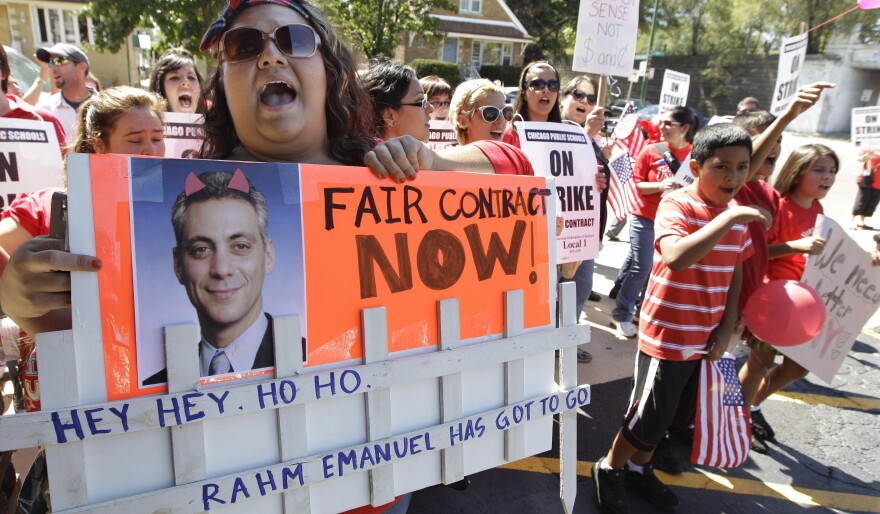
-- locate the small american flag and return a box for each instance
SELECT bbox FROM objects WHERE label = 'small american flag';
[691,355,751,468]
[607,151,644,222]
[619,102,647,158]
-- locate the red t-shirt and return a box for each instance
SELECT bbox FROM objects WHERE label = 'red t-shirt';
[766,196,823,282]
[501,125,521,149]
[638,187,754,361]
[1,187,60,237]
[471,140,534,176]
[632,143,692,221]
[3,94,67,150]
[735,180,780,310]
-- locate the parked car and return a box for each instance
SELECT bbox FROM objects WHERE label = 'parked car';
[604,98,650,118]
[604,103,706,137]
[503,86,518,106]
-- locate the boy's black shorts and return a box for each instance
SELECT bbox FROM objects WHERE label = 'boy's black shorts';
[621,351,701,452]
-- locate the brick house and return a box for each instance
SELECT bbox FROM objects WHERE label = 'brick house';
[399,0,532,74]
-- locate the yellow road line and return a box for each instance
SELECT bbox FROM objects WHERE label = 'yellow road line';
[769,391,880,411]
[500,456,880,513]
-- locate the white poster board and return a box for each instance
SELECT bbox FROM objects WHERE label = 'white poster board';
[515,121,601,263]
[0,117,64,208]
[163,112,204,158]
[663,151,693,196]
[769,33,809,117]
[658,69,690,112]
[572,0,640,77]
[428,119,456,148]
[851,106,880,149]
[794,216,880,383]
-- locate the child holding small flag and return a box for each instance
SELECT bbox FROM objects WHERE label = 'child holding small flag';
[593,124,768,514]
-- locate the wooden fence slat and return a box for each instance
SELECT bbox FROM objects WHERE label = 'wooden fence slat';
[558,282,578,514]
[165,324,206,486]
[362,307,395,507]
[38,330,88,509]
[438,298,464,485]
[273,315,312,514]
[504,290,526,462]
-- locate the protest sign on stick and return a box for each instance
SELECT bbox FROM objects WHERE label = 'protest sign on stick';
[572,0,640,77]
[769,33,809,116]
[790,216,880,383]
[0,117,64,208]
[0,153,590,514]
[658,70,690,112]
[515,121,601,263]
[851,106,880,149]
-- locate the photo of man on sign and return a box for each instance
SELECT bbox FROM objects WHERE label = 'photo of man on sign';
[144,170,277,384]
[131,160,305,389]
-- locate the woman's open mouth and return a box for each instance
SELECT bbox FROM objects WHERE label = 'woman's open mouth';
[260,81,297,107]
[178,94,192,110]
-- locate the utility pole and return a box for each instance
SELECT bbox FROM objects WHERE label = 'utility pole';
[639,0,660,104]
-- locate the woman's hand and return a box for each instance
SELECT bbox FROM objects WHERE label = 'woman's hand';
[595,169,608,192]
[791,236,826,256]
[0,237,101,334]
[585,107,605,139]
[364,136,431,182]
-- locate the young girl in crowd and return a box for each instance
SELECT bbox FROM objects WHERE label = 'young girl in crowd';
[149,47,207,114]
[611,105,695,338]
[420,75,452,121]
[739,144,838,448]
[362,58,434,142]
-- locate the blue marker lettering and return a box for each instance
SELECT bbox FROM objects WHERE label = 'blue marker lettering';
[51,410,85,444]
[182,392,205,422]
[84,408,110,435]
[202,483,224,510]
[255,470,276,496]
[207,391,229,414]
[314,372,337,399]
[108,404,130,432]
[156,396,182,427]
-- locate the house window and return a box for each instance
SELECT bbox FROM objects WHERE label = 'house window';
[459,0,482,14]
[483,42,502,65]
[34,6,93,46]
[442,37,458,63]
[502,44,513,66]
[471,41,482,67]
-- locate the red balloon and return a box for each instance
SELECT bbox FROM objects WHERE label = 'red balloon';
[743,280,826,347]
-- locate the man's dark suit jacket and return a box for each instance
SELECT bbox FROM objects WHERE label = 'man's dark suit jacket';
[142,313,275,386]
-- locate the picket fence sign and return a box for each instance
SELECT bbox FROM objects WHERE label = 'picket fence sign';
[0,155,591,514]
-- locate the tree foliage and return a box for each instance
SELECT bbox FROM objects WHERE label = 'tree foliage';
[87,0,227,54]
[318,0,456,59]
[505,0,579,61]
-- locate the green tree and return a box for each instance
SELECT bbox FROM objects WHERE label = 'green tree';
[506,0,579,61]
[319,0,456,59]
[87,0,226,54]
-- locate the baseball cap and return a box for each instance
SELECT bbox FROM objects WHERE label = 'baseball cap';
[35,43,89,66]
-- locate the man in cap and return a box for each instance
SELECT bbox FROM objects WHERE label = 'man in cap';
[35,43,93,139]
[0,43,66,146]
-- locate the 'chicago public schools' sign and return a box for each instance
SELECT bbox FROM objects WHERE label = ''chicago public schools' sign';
[0,154,590,513]
[515,121,601,263]
[0,117,63,208]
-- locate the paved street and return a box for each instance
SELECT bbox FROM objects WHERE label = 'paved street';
[410,132,880,513]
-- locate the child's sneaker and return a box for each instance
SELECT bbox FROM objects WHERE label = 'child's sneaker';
[593,457,628,514]
[751,409,776,441]
[625,462,679,511]
[651,436,683,475]
[613,320,637,338]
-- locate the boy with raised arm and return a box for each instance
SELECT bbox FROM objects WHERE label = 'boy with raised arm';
[593,124,769,514]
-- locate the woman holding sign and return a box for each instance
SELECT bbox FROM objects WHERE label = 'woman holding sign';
[611,106,695,338]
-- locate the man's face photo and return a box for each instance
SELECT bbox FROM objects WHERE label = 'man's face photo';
[174,197,276,344]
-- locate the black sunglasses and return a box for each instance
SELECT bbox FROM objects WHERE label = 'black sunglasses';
[221,24,320,63]
[569,89,597,104]
[527,78,560,93]
[472,105,515,123]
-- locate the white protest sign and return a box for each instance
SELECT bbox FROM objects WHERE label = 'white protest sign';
[792,216,880,384]
[428,119,456,148]
[851,106,880,150]
[572,0,640,77]
[163,112,204,158]
[0,117,64,209]
[658,70,690,112]
[516,121,601,262]
[769,33,808,116]
[664,151,693,196]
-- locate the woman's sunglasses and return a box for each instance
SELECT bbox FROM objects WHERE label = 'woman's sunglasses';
[527,78,560,93]
[472,105,515,123]
[569,89,597,104]
[221,24,320,63]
